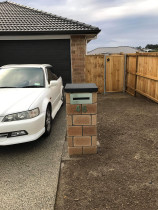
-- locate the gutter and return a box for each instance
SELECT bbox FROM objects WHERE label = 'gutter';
[0,30,101,36]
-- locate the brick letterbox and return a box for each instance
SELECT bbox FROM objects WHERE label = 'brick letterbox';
[65,83,98,156]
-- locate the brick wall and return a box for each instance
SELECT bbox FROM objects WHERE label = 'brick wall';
[71,35,87,83]
[66,92,97,156]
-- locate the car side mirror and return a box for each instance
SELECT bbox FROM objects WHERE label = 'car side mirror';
[49,80,58,87]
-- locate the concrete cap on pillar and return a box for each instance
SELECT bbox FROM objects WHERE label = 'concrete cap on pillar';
[65,83,98,93]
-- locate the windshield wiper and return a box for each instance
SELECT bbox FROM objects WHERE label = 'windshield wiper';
[22,85,44,88]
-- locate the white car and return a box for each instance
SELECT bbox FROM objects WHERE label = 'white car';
[0,64,64,146]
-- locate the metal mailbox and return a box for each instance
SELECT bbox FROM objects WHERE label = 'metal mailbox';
[70,93,92,104]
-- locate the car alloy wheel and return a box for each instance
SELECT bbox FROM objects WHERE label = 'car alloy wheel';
[44,106,52,136]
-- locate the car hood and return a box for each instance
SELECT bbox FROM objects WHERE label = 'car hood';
[0,88,44,116]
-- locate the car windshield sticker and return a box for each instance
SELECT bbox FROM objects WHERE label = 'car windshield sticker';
[34,83,40,86]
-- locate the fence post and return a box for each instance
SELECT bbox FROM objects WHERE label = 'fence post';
[134,53,139,96]
[104,55,106,94]
[123,54,127,92]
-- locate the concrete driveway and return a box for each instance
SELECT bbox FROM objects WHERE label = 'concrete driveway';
[0,105,66,210]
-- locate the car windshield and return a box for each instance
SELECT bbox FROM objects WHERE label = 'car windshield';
[0,67,45,88]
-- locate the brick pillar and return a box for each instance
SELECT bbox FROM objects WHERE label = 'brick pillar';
[71,35,86,83]
[66,92,97,156]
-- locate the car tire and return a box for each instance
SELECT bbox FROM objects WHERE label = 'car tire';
[44,106,52,136]
[61,89,65,106]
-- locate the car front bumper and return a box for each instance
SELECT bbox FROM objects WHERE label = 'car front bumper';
[0,113,45,146]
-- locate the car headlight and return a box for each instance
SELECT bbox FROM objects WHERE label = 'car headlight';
[2,108,40,122]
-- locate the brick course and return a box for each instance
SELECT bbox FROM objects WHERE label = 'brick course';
[74,136,91,146]
[67,126,82,136]
[66,93,70,104]
[83,126,97,136]
[92,136,97,146]
[82,104,97,114]
[66,104,81,115]
[92,115,97,125]
[67,115,72,125]
[92,93,97,103]
[67,137,73,147]
[73,115,91,125]
[83,146,97,154]
[68,147,82,155]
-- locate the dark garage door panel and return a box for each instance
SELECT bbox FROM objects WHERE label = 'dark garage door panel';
[0,39,71,84]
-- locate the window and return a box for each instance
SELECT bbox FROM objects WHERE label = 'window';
[47,67,58,84]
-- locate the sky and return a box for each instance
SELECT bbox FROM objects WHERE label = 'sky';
[1,0,158,51]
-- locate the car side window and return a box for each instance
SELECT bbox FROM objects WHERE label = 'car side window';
[47,67,58,84]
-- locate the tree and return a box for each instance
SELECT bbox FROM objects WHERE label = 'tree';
[145,44,158,49]
[136,46,142,50]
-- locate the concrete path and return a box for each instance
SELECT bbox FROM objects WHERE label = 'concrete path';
[0,105,66,210]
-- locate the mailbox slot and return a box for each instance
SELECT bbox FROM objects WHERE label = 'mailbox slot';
[70,93,92,104]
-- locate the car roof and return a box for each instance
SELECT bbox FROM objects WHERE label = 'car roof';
[1,64,52,68]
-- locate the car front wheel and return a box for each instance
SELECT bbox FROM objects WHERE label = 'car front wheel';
[44,106,52,136]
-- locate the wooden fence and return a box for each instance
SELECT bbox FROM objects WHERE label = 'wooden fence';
[85,52,158,103]
[126,53,158,103]
[85,55,105,93]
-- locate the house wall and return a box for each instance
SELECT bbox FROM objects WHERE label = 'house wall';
[71,35,87,83]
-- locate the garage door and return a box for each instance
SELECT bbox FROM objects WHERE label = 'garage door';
[0,39,71,85]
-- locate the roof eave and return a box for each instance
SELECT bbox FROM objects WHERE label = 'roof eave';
[0,29,101,36]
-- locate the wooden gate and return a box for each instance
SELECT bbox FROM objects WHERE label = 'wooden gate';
[106,55,125,92]
[85,55,125,93]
